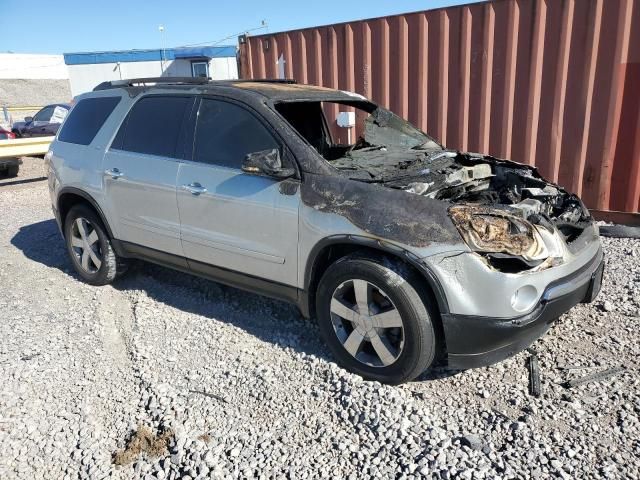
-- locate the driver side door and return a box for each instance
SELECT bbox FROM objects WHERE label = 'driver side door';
[25,106,55,137]
[177,97,300,287]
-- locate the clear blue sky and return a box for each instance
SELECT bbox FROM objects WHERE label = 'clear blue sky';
[1,0,483,54]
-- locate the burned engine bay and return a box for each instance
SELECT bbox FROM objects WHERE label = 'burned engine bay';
[329,119,593,272]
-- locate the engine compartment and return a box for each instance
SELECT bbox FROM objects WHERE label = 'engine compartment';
[335,149,588,222]
[387,151,590,234]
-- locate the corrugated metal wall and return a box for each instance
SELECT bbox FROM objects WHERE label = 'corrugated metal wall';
[238,0,640,213]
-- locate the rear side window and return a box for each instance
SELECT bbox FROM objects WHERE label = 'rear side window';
[193,98,279,168]
[58,97,121,145]
[112,96,192,158]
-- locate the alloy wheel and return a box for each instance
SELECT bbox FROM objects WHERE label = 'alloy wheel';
[330,279,405,367]
[70,217,102,274]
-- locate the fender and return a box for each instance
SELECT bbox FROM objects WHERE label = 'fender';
[56,187,116,241]
[302,234,450,316]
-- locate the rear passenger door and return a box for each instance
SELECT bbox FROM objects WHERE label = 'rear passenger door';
[177,97,299,286]
[102,95,195,256]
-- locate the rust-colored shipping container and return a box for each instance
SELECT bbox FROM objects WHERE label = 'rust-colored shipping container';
[238,0,640,214]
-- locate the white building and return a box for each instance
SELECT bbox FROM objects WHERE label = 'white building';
[63,45,238,96]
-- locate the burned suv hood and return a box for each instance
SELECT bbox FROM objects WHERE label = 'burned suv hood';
[312,147,594,271]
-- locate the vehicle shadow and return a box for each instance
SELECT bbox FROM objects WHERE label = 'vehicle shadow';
[11,219,332,363]
[10,219,70,271]
[116,261,333,363]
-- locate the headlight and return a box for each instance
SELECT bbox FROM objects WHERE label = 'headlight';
[449,204,554,262]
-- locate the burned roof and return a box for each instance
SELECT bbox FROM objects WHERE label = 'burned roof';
[230,81,369,103]
[92,77,370,104]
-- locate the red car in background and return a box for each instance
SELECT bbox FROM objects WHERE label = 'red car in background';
[0,126,21,178]
[0,126,16,140]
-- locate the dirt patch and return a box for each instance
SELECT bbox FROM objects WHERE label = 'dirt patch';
[112,425,174,466]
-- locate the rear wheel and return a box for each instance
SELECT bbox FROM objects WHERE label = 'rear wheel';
[315,254,437,384]
[6,164,19,177]
[64,205,124,285]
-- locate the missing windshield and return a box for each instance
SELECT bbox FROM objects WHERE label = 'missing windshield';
[275,100,442,167]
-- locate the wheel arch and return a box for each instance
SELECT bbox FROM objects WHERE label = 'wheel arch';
[302,235,450,318]
[57,187,115,240]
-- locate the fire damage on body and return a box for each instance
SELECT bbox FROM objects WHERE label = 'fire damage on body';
[276,97,593,273]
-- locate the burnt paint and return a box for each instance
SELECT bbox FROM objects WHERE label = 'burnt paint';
[279,179,299,195]
[300,173,461,248]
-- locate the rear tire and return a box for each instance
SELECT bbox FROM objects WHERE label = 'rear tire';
[64,205,123,285]
[315,254,437,384]
[6,164,19,177]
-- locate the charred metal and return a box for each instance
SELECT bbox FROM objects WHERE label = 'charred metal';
[300,173,460,247]
[275,96,592,272]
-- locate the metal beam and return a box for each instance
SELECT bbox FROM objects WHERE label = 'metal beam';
[0,136,54,159]
[590,209,640,227]
[4,106,44,112]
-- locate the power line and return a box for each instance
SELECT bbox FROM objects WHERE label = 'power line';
[176,22,268,49]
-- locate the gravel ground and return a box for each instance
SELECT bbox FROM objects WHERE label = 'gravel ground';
[1,157,639,479]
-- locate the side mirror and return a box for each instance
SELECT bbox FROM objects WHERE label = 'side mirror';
[24,116,33,123]
[242,149,295,180]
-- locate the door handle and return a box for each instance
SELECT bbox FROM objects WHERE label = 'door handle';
[104,168,124,179]
[182,183,207,195]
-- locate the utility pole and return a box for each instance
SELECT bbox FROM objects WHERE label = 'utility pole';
[159,24,166,74]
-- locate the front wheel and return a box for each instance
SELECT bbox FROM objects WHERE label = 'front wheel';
[315,255,437,384]
[64,205,123,285]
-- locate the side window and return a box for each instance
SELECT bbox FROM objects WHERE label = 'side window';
[193,98,279,169]
[112,96,192,158]
[33,106,55,122]
[58,97,121,146]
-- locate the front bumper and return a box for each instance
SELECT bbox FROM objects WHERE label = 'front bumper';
[442,247,604,369]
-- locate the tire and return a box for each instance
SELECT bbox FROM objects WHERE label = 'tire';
[6,164,19,178]
[315,254,437,384]
[64,204,123,285]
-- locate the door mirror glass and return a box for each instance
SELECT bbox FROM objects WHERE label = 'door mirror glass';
[242,149,295,179]
[24,116,33,123]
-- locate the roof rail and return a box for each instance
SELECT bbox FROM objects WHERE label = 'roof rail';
[93,77,210,91]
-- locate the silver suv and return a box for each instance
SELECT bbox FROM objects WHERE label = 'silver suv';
[47,77,604,384]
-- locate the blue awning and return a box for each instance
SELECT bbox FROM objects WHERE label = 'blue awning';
[173,46,237,59]
[64,45,236,65]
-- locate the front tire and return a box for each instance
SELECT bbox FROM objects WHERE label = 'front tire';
[315,254,437,384]
[64,205,121,285]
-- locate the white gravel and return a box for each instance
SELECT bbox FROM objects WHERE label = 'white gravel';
[1,158,639,479]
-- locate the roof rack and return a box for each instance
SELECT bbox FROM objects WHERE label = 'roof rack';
[93,77,210,91]
[93,77,298,92]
